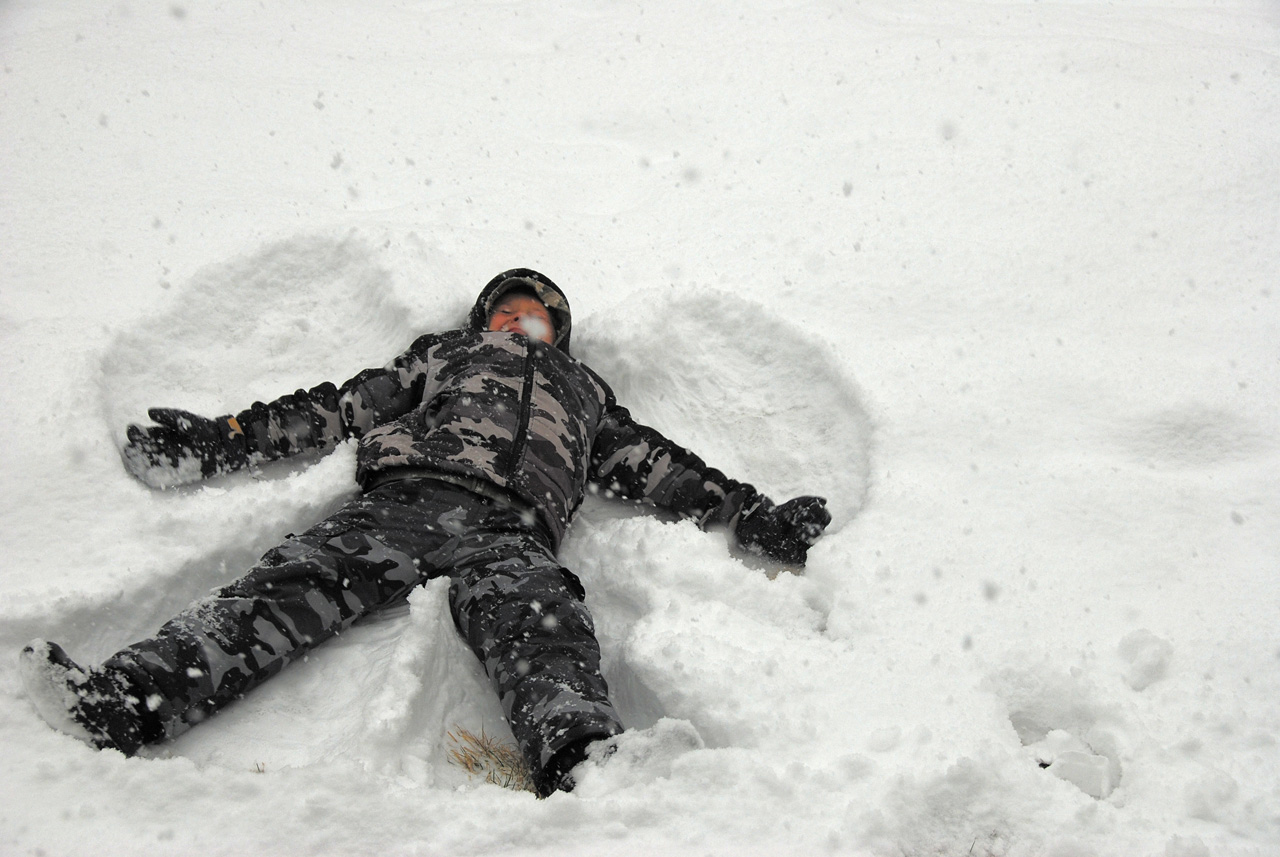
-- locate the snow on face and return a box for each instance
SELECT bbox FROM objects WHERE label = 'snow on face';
[487,293,555,344]
[510,313,552,344]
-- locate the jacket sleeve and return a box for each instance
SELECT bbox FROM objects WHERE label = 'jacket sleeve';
[588,397,764,531]
[231,333,437,462]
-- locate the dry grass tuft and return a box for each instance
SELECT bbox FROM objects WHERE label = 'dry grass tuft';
[447,726,535,793]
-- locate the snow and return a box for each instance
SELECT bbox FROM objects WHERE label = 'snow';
[1,0,1277,854]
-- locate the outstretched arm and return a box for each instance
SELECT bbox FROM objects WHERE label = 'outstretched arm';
[589,402,830,565]
[122,333,438,488]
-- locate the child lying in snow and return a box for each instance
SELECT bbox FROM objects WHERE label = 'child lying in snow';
[20,269,830,797]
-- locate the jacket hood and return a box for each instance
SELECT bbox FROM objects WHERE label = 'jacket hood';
[469,269,573,353]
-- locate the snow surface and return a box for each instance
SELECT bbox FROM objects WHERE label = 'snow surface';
[2,1,1278,855]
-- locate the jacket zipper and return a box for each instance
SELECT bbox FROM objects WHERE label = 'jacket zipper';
[507,342,537,474]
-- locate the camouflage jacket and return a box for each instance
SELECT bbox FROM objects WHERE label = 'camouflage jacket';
[228,272,760,549]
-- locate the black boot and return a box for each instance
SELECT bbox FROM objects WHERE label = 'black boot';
[19,640,151,756]
[533,733,618,798]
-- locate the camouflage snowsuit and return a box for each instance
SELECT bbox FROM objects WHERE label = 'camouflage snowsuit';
[105,272,765,779]
[106,477,615,774]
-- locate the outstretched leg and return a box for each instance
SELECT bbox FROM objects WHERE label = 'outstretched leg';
[447,526,623,795]
[22,481,473,752]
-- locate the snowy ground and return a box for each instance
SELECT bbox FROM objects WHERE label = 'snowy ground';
[2,1,1278,855]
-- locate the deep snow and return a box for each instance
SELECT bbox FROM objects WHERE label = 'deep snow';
[1,1,1278,855]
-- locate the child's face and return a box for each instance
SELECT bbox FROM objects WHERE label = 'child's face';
[487,292,555,344]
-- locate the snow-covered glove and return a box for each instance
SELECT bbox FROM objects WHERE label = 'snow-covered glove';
[734,495,831,566]
[122,407,252,489]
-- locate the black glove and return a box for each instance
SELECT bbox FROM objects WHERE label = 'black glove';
[735,495,831,566]
[122,407,251,488]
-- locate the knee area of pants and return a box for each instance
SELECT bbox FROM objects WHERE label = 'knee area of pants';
[506,598,591,637]
[532,602,593,636]
[502,654,602,690]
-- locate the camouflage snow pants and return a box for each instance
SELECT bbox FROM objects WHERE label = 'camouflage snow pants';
[103,477,623,775]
